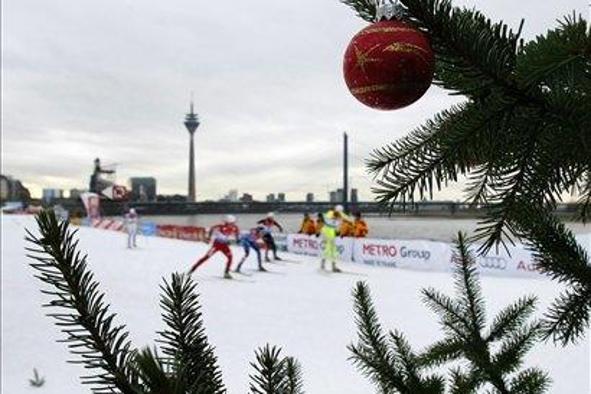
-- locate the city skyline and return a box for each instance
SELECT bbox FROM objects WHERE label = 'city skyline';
[2,0,585,200]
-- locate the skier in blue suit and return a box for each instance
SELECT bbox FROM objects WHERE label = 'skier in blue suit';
[235,226,267,273]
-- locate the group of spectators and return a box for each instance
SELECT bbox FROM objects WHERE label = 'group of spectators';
[298,211,368,238]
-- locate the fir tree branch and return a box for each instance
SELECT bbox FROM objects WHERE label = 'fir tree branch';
[131,347,186,394]
[542,287,591,346]
[448,367,481,394]
[419,339,463,367]
[249,345,303,394]
[422,288,470,338]
[398,0,524,100]
[510,368,551,394]
[369,101,512,206]
[487,297,537,342]
[508,203,591,344]
[453,233,486,333]
[158,273,225,393]
[493,323,541,376]
[25,210,137,394]
[350,282,445,393]
[349,236,549,393]
[284,357,305,394]
[340,0,376,22]
[349,282,403,392]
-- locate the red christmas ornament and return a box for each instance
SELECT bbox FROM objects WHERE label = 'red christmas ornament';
[343,19,435,110]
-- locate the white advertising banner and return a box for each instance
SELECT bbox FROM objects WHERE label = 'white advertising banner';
[287,234,354,262]
[352,238,452,272]
[471,244,542,279]
[274,233,288,252]
[283,232,591,279]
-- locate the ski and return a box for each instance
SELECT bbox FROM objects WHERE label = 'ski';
[195,275,256,283]
[277,258,301,264]
[317,268,368,277]
[261,270,285,275]
[265,258,300,265]
[335,270,368,277]
[249,269,285,275]
[217,275,256,283]
[234,271,254,277]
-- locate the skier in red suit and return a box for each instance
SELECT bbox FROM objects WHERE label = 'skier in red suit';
[189,215,240,279]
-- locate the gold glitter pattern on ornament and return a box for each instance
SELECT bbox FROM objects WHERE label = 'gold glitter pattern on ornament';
[353,44,382,75]
[382,42,430,64]
[351,84,399,95]
[360,27,416,35]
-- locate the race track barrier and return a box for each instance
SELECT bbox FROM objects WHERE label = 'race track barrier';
[287,233,591,279]
[287,234,354,262]
[91,218,125,232]
[352,238,451,272]
[79,217,591,279]
[156,224,207,242]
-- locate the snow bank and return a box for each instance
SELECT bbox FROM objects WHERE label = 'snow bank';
[1,215,589,393]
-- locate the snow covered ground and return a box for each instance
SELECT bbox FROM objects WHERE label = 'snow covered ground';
[2,214,589,393]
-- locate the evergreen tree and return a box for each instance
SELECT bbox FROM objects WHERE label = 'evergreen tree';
[26,210,301,393]
[342,0,591,344]
[350,233,550,393]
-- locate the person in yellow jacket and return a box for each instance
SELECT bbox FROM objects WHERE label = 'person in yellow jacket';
[320,205,351,272]
[353,211,369,238]
[298,212,317,235]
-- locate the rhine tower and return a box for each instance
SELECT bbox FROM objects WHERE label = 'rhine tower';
[184,100,200,202]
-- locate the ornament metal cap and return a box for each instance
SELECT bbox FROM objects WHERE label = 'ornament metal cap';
[375,0,403,21]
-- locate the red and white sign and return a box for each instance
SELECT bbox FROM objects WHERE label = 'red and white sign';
[156,225,207,242]
[287,234,354,261]
[101,185,128,201]
[91,218,124,232]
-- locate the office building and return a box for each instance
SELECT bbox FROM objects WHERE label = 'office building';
[42,188,64,202]
[240,193,254,202]
[0,175,31,202]
[227,189,239,202]
[69,188,87,199]
[329,191,337,203]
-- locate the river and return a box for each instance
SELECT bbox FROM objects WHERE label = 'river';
[140,214,590,241]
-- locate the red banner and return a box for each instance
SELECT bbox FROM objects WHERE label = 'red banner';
[156,225,206,242]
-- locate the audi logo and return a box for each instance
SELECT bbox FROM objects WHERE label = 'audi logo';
[479,256,508,270]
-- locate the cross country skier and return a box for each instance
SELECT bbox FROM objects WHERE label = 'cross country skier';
[320,205,352,272]
[235,226,267,273]
[125,208,139,249]
[189,215,240,279]
[257,212,284,262]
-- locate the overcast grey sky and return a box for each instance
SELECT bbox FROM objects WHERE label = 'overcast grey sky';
[2,0,586,200]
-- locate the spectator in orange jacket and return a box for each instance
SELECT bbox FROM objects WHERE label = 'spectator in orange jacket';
[339,216,355,237]
[315,213,325,236]
[353,211,369,238]
[298,212,317,235]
